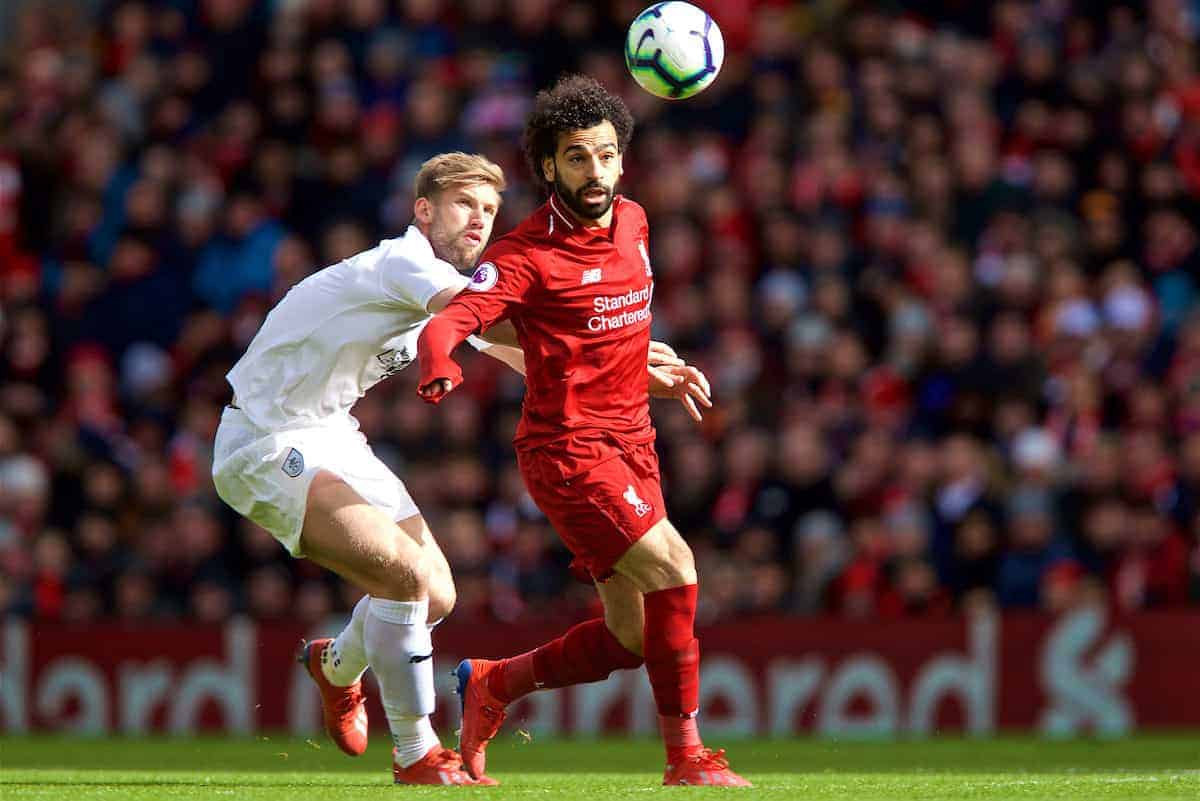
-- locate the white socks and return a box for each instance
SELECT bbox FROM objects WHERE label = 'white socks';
[322,594,370,687]
[322,594,443,767]
[364,596,441,767]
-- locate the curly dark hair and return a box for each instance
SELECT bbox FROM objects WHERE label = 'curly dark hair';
[522,74,635,192]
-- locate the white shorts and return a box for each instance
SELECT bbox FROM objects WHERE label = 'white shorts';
[211,406,419,557]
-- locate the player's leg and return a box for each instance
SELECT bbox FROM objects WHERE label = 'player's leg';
[598,573,645,656]
[296,590,371,756]
[319,593,371,687]
[300,471,431,598]
[613,518,750,786]
[300,474,473,781]
[298,471,429,699]
[302,476,456,683]
[481,573,646,705]
[601,449,703,763]
[455,450,658,780]
[612,516,696,588]
[612,517,699,732]
[421,525,457,626]
[214,418,478,781]
[454,572,645,780]
[213,419,376,757]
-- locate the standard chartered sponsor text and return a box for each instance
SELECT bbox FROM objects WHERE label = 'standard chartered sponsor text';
[589,284,653,332]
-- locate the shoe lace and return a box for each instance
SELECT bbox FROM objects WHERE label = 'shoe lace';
[687,748,730,770]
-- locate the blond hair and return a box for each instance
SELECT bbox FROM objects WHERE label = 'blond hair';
[414,152,506,199]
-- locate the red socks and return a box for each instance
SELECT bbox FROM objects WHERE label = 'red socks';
[643,583,700,715]
[487,618,643,703]
[643,584,704,760]
[485,584,706,763]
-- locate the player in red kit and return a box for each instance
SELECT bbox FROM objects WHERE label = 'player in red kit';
[416,75,750,788]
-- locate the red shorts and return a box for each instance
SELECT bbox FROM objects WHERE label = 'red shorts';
[517,439,666,583]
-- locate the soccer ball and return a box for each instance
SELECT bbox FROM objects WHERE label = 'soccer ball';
[625,2,725,100]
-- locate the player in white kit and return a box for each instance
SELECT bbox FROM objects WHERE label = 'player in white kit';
[212,153,691,785]
[212,153,515,785]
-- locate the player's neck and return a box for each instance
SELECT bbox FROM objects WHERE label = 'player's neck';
[580,201,614,229]
[556,192,613,229]
[584,210,614,229]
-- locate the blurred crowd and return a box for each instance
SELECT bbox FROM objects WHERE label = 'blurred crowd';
[2,0,1200,629]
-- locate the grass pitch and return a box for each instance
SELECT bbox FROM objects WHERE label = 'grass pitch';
[2,733,1198,799]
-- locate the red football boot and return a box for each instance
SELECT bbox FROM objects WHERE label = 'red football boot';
[454,659,508,781]
[663,748,753,787]
[393,744,497,785]
[298,638,368,756]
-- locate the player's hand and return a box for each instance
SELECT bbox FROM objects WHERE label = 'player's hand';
[648,340,684,368]
[417,378,455,404]
[649,363,712,422]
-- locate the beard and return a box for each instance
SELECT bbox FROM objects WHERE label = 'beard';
[429,223,483,271]
[554,175,614,220]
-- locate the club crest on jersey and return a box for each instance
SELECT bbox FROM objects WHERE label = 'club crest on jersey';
[376,346,413,376]
[623,484,652,517]
[638,241,653,277]
[582,268,602,285]
[468,261,498,291]
[281,448,305,478]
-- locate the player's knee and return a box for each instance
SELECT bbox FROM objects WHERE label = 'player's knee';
[605,610,645,656]
[369,538,428,601]
[668,537,697,584]
[427,574,456,623]
[647,527,697,586]
[617,523,698,591]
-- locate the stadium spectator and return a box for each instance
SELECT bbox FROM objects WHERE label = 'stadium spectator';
[1,0,1197,624]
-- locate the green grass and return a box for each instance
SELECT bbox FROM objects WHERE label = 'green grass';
[2,734,1199,799]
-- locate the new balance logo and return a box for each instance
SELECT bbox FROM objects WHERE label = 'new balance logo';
[582,268,602,285]
[623,484,651,517]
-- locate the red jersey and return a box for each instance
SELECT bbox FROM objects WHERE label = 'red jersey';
[418,194,656,475]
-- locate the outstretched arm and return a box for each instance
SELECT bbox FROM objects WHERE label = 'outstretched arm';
[418,252,539,402]
[417,304,482,402]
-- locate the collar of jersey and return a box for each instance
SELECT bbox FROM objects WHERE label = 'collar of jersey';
[547,194,622,243]
[404,223,434,256]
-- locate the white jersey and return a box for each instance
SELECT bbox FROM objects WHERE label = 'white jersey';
[226,225,489,431]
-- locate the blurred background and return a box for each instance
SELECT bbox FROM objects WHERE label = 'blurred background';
[1,0,1199,640]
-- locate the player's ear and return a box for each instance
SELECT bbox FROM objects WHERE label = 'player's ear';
[542,155,555,184]
[414,195,433,225]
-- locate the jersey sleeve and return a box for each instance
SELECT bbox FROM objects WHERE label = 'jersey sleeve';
[442,245,541,331]
[376,238,465,311]
[415,244,539,401]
